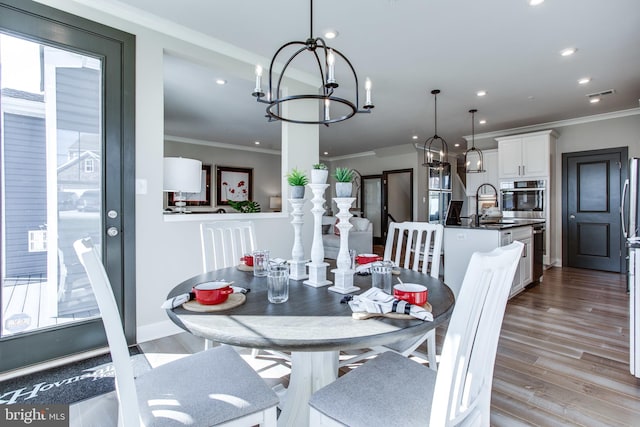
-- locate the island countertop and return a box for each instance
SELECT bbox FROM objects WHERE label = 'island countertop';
[446,218,545,231]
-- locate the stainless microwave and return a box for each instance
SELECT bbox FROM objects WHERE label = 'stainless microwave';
[500,180,545,218]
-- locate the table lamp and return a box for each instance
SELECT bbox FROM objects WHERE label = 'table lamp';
[269,196,282,212]
[163,157,202,213]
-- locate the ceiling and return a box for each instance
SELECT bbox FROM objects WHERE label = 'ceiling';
[109,0,640,157]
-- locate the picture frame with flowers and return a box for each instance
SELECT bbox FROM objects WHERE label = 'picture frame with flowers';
[216,166,253,206]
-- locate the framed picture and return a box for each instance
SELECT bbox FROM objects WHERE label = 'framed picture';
[168,164,212,207]
[216,166,253,205]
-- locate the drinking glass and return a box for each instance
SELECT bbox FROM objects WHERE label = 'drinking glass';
[267,264,289,303]
[252,250,269,277]
[371,260,394,294]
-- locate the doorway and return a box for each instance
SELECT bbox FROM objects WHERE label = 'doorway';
[361,169,413,245]
[562,147,628,273]
[0,0,135,373]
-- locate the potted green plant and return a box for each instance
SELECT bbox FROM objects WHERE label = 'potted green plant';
[334,167,354,197]
[286,168,309,199]
[227,200,261,213]
[310,163,329,184]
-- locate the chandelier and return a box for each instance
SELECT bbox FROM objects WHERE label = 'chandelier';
[251,0,374,125]
[422,90,449,169]
[464,109,485,173]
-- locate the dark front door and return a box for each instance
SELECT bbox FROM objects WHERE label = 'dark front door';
[563,148,627,273]
[0,0,135,373]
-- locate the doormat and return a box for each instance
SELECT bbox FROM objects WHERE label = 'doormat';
[0,346,150,405]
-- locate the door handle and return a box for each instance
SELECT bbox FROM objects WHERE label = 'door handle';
[107,227,119,237]
[622,179,629,238]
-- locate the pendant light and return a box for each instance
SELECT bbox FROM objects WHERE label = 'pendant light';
[464,109,485,173]
[422,89,449,169]
[251,0,373,125]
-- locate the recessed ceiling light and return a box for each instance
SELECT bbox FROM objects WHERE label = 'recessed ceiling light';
[479,119,487,125]
[323,29,338,39]
[578,77,591,85]
[454,143,460,147]
[476,90,487,97]
[215,79,227,85]
[323,151,329,155]
[560,47,577,57]
[254,141,261,145]
[412,135,418,140]
[589,97,600,104]
[529,0,544,6]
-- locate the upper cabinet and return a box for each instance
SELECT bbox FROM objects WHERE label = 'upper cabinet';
[466,149,498,196]
[496,130,556,179]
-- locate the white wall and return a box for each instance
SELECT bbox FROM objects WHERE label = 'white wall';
[36,0,320,342]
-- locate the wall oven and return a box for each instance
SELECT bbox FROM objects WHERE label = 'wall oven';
[500,180,545,219]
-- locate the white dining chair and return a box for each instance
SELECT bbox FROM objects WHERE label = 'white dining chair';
[73,237,279,427]
[339,221,444,370]
[309,241,523,427]
[200,221,291,361]
[200,221,257,273]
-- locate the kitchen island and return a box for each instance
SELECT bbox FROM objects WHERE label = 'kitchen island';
[444,219,544,297]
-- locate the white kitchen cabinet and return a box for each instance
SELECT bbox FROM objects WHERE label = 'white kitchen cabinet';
[465,149,498,196]
[509,227,533,297]
[497,130,556,179]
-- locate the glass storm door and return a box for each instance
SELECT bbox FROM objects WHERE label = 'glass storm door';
[0,0,134,373]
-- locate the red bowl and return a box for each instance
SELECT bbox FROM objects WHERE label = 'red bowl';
[192,281,233,305]
[355,254,382,265]
[393,283,428,306]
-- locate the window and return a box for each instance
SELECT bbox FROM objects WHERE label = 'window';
[84,158,95,172]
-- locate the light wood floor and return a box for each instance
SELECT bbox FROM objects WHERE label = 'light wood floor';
[105,266,639,426]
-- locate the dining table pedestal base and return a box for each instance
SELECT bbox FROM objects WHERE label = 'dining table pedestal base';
[277,351,338,427]
[304,262,332,287]
[328,269,359,294]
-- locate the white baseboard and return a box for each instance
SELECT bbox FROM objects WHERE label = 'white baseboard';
[137,319,183,343]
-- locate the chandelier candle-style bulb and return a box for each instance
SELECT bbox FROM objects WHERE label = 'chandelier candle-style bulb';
[324,99,331,121]
[365,79,373,108]
[327,50,336,87]
[253,65,264,97]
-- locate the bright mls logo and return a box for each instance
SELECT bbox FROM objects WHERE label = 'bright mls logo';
[2,405,68,426]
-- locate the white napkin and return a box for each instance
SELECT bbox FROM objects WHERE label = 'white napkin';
[348,288,433,321]
[161,285,248,310]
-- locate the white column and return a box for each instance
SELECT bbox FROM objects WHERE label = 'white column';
[329,197,359,294]
[289,198,308,280]
[304,184,332,287]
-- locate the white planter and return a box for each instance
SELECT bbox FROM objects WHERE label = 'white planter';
[310,169,329,184]
[335,182,352,197]
[290,185,305,199]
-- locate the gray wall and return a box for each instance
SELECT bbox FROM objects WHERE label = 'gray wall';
[164,139,281,212]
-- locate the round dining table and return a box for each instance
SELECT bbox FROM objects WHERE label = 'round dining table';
[165,265,454,427]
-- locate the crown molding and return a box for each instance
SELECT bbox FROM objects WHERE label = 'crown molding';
[43,0,317,86]
[165,135,281,155]
[463,107,640,141]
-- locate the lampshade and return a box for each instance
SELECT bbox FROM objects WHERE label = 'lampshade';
[269,196,282,210]
[163,157,202,193]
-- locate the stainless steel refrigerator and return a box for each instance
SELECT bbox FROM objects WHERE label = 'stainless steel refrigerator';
[623,157,639,378]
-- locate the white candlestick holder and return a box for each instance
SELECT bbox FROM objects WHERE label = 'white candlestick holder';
[289,198,308,280]
[329,197,359,294]
[304,183,332,287]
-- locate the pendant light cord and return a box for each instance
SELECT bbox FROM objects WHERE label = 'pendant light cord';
[433,92,438,136]
[309,0,313,39]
